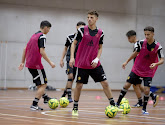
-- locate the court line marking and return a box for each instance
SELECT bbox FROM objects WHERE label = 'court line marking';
[0,113,109,125]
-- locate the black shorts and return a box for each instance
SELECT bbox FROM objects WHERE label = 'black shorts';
[76,65,107,84]
[28,68,47,86]
[66,62,77,79]
[127,72,152,87]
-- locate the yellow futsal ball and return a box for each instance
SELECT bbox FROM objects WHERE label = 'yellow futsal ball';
[59,97,69,108]
[48,99,59,109]
[119,103,131,114]
[105,106,118,118]
[120,98,129,105]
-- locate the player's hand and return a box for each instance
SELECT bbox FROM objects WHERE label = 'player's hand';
[50,61,55,68]
[60,60,64,68]
[122,62,128,69]
[69,58,75,68]
[149,63,158,69]
[18,63,24,71]
[91,57,99,68]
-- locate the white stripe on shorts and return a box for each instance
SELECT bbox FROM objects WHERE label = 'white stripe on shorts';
[37,69,44,85]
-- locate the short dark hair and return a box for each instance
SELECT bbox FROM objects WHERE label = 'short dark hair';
[40,20,51,29]
[88,10,99,17]
[126,30,136,37]
[77,21,86,26]
[144,26,154,32]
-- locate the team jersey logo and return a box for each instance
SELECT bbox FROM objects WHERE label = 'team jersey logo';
[87,40,94,46]
[151,48,154,51]
[45,78,47,81]
[127,76,130,80]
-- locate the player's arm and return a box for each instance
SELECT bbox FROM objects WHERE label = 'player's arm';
[122,51,139,69]
[18,46,26,70]
[60,46,68,68]
[69,39,78,68]
[40,48,55,68]
[91,44,102,68]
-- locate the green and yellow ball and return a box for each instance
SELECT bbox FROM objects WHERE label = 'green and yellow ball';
[119,103,131,114]
[120,98,129,105]
[59,97,69,108]
[105,106,118,118]
[48,99,59,109]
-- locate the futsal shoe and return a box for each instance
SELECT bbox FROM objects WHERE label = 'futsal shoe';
[142,109,149,115]
[132,102,143,108]
[44,97,52,104]
[72,108,78,116]
[68,97,73,103]
[30,105,43,111]
[153,95,159,107]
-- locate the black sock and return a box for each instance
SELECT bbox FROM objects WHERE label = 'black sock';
[150,91,155,100]
[42,93,49,99]
[67,88,72,98]
[32,98,39,106]
[138,97,142,105]
[62,89,67,97]
[73,100,78,110]
[143,95,149,110]
[117,88,127,106]
[109,98,115,106]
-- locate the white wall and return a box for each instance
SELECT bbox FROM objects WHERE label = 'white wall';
[0,0,164,89]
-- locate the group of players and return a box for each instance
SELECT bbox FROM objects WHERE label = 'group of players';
[18,10,164,116]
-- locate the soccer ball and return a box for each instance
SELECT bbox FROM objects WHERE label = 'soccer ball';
[105,106,118,118]
[48,99,59,109]
[59,97,69,108]
[119,103,131,114]
[120,98,129,105]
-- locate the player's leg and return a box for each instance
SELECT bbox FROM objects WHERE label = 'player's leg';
[142,77,152,114]
[28,68,49,110]
[72,68,88,116]
[66,73,74,102]
[90,65,115,106]
[132,82,143,108]
[116,71,139,106]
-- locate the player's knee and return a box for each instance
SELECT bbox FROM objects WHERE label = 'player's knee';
[68,73,73,79]
[76,83,83,90]
[101,81,109,88]
[124,83,131,89]
[144,87,150,94]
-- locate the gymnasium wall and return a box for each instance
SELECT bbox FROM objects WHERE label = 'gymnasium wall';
[0,0,165,89]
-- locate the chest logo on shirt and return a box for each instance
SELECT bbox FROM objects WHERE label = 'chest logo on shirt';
[151,48,154,51]
[87,40,94,46]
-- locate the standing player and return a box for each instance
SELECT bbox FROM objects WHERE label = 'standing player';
[60,21,86,103]
[116,26,164,114]
[69,10,115,116]
[18,21,55,110]
[126,30,159,108]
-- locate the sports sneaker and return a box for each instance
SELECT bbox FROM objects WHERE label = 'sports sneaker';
[43,97,51,104]
[153,95,159,107]
[132,103,143,108]
[142,109,149,115]
[68,98,73,103]
[30,105,43,111]
[72,108,78,116]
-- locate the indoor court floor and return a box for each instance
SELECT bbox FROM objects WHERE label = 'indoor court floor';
[0,90,165,125]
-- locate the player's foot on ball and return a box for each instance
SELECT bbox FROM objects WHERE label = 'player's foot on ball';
[30,105,43,111]
[153,95,159,107]
[72,108,78,116]
[132,102,143,108]
[68,98,73,103]
[43,97,51,104]
[142,109,149,115]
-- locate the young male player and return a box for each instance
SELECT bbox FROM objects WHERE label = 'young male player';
[60,21,86,103]
[116,27,164,114]
[69,10,115,116]
[18,21,55,110]
[126,30,159,108]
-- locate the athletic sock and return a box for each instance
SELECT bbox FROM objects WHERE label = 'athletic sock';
[149,91,155,100]
[42,93,49,99]
[67,88,72,98]
[138,97,142,105]
[62,89,67,97]
[143,94,149,110]
[32,98,39,106]
[73,100,78,110]
[109,98,115,106]
[117,88,128,106]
